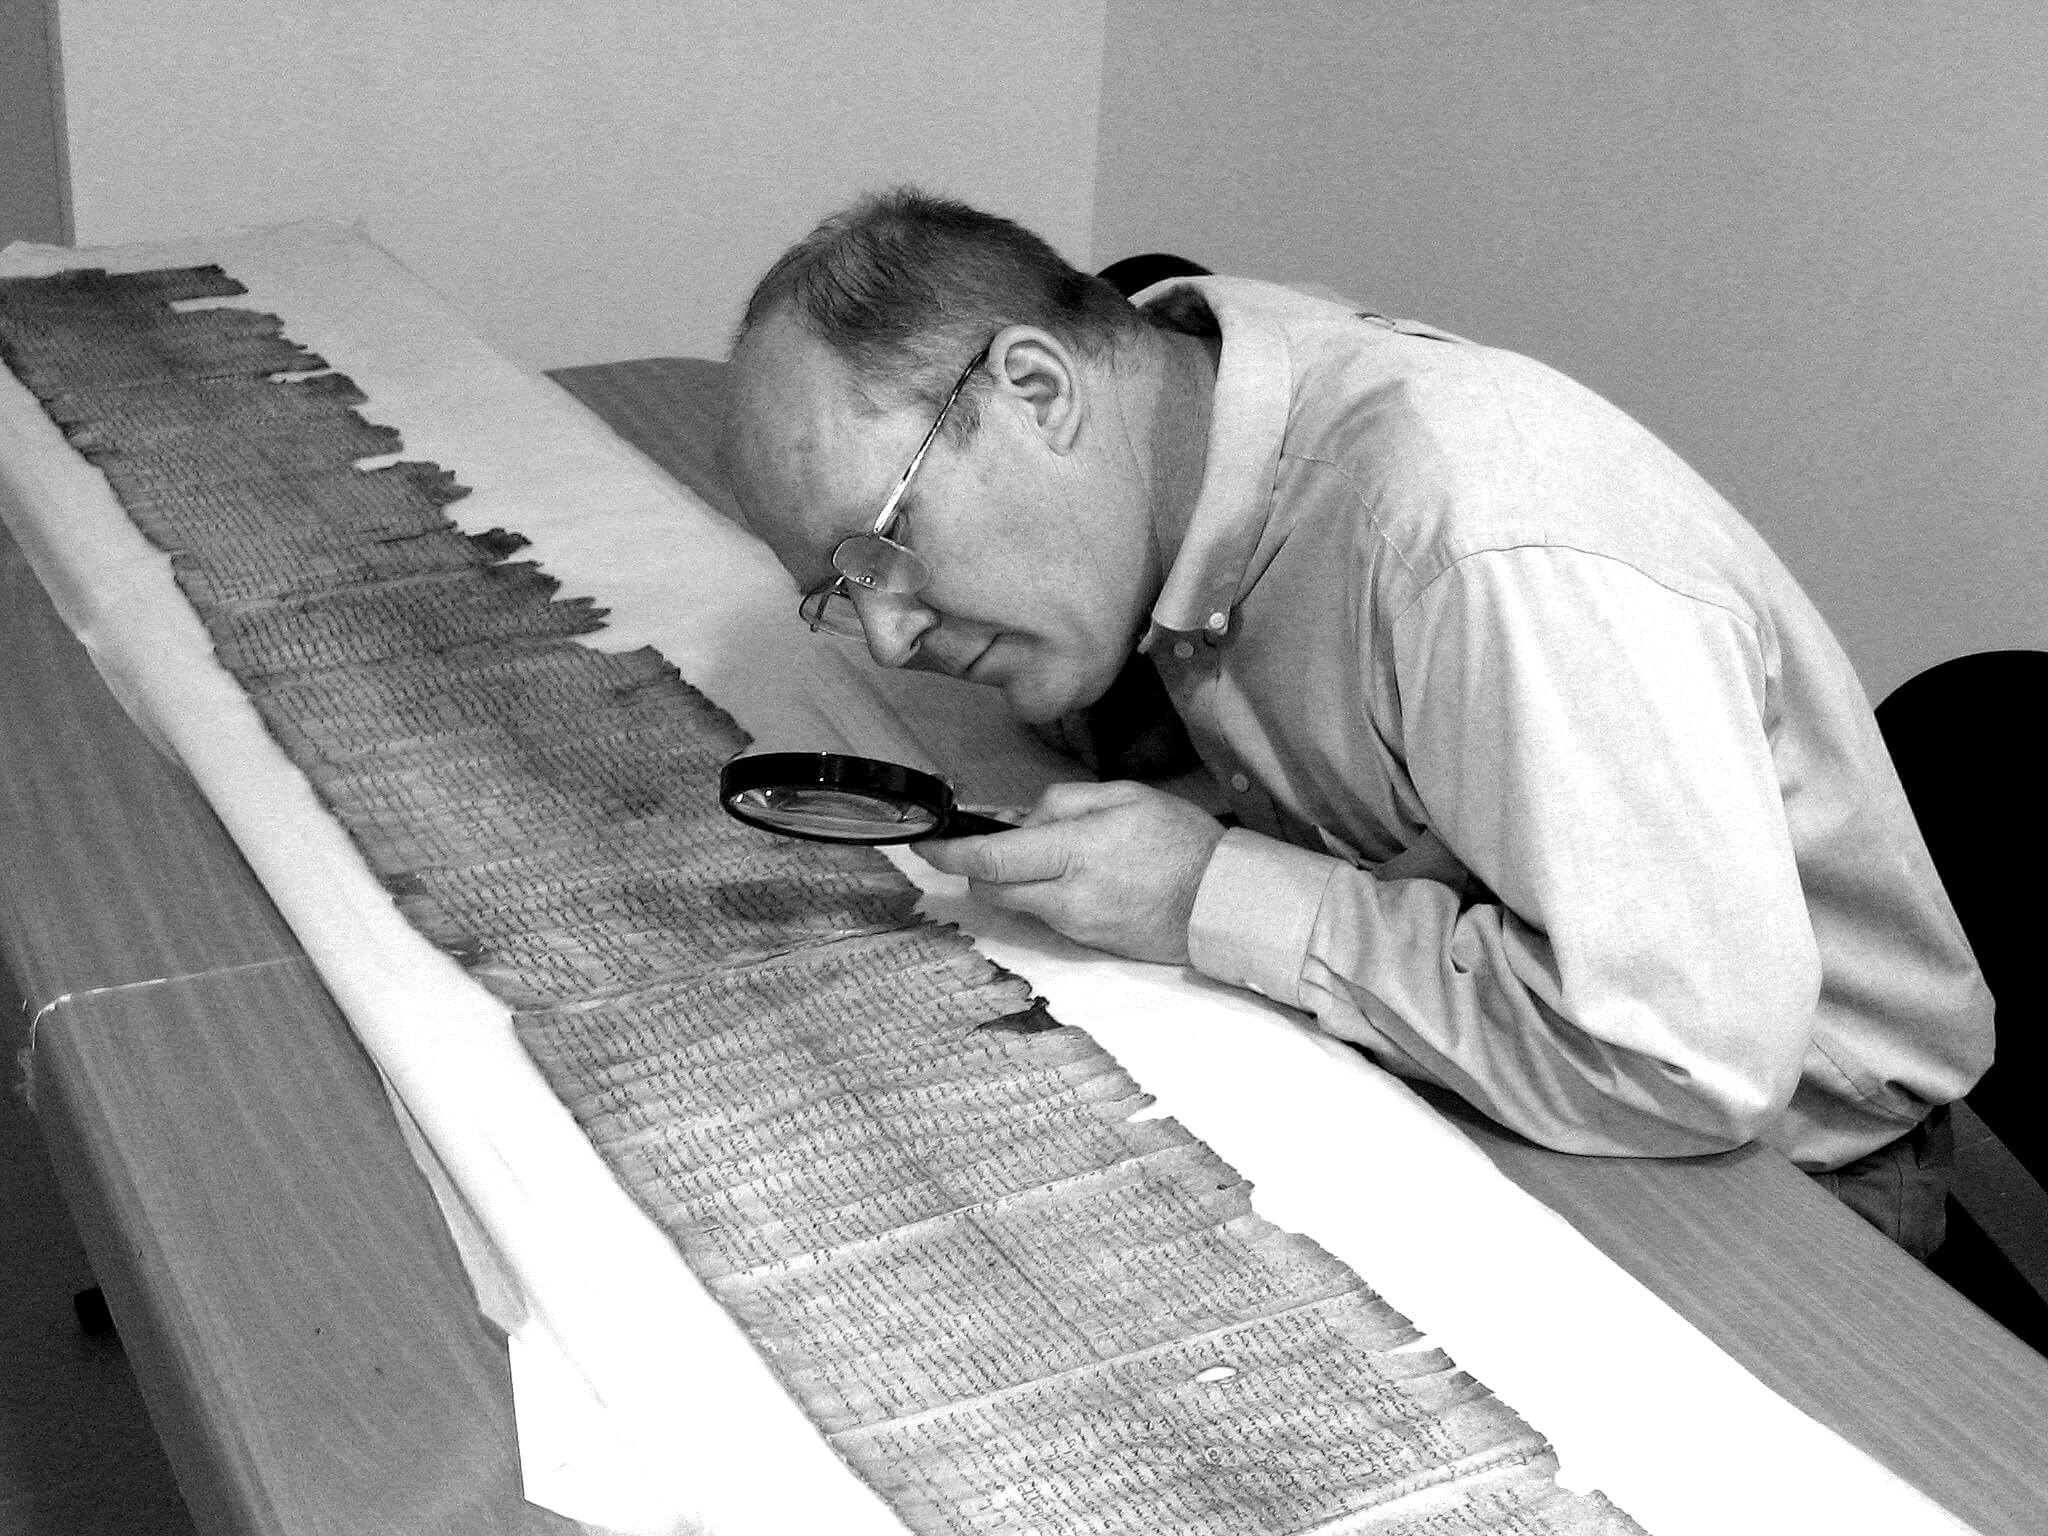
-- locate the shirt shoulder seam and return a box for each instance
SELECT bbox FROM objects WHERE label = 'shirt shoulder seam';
[1277,450,1760,640]
[1279,448,1420,583]
[1393,542,1764,641]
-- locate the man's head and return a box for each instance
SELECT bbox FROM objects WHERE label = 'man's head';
[717,188,1200,724]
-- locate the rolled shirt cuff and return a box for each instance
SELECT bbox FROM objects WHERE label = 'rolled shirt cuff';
[1187,828,1340,1009]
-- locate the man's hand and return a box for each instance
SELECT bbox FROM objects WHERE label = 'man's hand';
[914,781,1227,964]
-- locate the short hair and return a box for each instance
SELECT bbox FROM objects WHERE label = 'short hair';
[734,187,1145,438]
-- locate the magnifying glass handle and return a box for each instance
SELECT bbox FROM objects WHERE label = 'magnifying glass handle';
[936,808,1018,838]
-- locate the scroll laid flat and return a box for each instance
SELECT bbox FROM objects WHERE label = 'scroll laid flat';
[0,225,1977,1536]
[1,262,1641,1536]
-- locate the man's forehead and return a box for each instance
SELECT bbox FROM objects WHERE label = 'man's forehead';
[728,318,851,448]
[724,320,908,566]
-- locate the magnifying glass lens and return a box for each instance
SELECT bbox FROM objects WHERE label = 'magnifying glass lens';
[729,785,944,840]
[720,752,1008,845]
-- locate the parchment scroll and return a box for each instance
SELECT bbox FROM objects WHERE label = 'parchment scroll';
[0,265,1646,1536]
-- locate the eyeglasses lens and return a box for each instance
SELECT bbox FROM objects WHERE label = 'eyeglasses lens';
[801,587,865,636]
[834,532,928,595]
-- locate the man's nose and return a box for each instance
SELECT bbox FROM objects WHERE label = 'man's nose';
[852,588,939,669]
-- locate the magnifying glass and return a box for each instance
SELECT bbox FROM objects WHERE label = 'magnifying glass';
[719,751,1018,845]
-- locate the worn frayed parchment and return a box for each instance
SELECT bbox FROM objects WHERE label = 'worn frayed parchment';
[0,266,1648,1536]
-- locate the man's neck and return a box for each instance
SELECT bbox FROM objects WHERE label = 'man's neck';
[1143,323,1219,581]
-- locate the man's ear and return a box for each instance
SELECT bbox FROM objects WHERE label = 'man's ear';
[986,325,1084,453]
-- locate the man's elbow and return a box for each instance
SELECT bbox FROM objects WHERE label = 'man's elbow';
[1682,1069,1795,1151]
[1664,994,1816,1151]
[1582,961,1817,1154]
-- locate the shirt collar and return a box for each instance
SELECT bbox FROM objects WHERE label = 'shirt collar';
[1135,276,1294,643]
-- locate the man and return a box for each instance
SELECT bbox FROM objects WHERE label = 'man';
[716,188,1991,1256]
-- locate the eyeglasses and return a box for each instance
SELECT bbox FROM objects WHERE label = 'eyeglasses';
[798,345,987,637]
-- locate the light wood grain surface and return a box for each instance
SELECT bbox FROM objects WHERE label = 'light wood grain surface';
[2,531,579,1536]
[0,552,301,1000]
[38,967,578,1536]
[1425,1087,2048,1536]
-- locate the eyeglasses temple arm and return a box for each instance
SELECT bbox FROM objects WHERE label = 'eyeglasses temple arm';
[867,350,985,536]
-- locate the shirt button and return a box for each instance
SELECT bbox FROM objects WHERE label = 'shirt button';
[1172,640,1195,660]
[1206,611,1229,633]
[1229,772,1251,793]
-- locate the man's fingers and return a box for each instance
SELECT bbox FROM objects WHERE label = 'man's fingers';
[1025,778,1141,825]
[910,835,979,876]
[963,872,1066,926]
[913,783,1218,965]
[914,827,1072,885]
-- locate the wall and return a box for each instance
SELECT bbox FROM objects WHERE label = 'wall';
[0,0,69,245]
[55,0,1106,369]
[1094,0,2046,699]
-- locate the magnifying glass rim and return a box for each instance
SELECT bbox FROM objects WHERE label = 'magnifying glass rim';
[719,751,960,845]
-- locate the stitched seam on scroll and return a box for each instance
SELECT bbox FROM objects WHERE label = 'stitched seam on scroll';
[0,267,1646,1536]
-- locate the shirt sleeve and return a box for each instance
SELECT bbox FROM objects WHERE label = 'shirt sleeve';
[1189,545,1822,1157]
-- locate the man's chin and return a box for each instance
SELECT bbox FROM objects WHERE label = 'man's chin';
[1000,672,1114,727]
[1004,692,1070,727]
[976,642,1124,726]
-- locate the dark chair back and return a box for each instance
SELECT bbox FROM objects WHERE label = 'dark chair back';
[1876,648,2047,1184]
[1096,253,1212,298]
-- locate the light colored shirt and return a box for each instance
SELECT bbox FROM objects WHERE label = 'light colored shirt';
[1143,277,1991,1169]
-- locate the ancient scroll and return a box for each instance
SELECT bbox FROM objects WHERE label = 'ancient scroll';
[0,266,1646,1536]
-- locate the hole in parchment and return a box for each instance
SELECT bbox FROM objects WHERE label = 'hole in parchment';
[1192,1364,1238,1385]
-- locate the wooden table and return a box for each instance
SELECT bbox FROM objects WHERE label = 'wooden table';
[0,535,581,1536]
[3,360,2045,1536]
